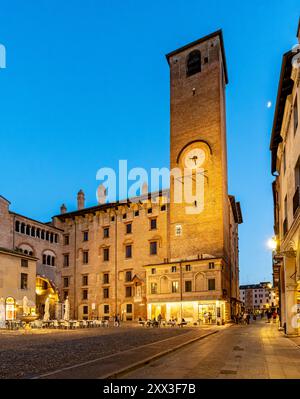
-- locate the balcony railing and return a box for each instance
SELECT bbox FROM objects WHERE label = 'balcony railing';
[283,217,288,236]
[293,186,300,216]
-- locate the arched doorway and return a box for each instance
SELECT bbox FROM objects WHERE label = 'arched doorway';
[36,276,59,319]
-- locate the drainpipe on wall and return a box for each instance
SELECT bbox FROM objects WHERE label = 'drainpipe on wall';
[74,219,77,319]
[115,213,118,317]
[180,261,183,322]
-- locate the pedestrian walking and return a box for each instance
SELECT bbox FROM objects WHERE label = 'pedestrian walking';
[208,312,212,324]
[267,310,272,323]
[272,310,277,323]
[157,313,162,327]
[114,314,120,327]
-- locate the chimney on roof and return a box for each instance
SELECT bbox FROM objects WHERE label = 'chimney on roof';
[97,184,107,205]
[142,182,148,196]
[77,190,85,210]
[60,204,67,214]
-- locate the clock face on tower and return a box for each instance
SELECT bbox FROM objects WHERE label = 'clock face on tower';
[184,148,205,169]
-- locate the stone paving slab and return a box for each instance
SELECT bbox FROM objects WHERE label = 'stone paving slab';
[122,321,300,379]
[36,327,219,379]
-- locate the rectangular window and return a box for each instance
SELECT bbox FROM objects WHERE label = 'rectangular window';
[103,248,109,261]
[151,282,157,294]
[103,227,109,238]
[83,251,89,264]
[172,281,179,293]
[134,210,139,217]
[151,268,156,274]
[21,259,28,268]
[63,254,69,267]
[83,231,89,242]
[171,266,177,273]
[63,277,69,288]
[64,235,69,245]
[125,286,132,297]
[161,204,166,211]
[125,245,132,259]
[83,306,88,315]
[185,264,191,271]
[294,95,298,134]
[295,157,300,188]
[82,289,88,300]
[63,290,68,300]
[104,304,109,314]
[103,273,109,284]
[150,218,157,230]
[209,262,215,269]
[103,288,109,299]
[148,208,152,214]
[82,275,88,286]
[185,280,192,292]
[20,273,28,290]
[125,270,132,282]
[150,241,157,255]
[208,279,216,291]
[175,224,183,236]
[126,223,132,234]
[126,304,133,313]
[284,195,288,218]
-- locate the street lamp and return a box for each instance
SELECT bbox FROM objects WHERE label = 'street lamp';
[267,237,277,251]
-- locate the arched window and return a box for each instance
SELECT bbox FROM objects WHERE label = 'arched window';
[186,50,201,77]
[42,250,56,267]
[46,232,50,241]
[41,230,45,240]
[15,221,20,232]
[26,225,31,235]
[36,228,40,238]
[54,234,58,243]
[31,227,35,237]
[50,233,54,243]
[21,223,25,234]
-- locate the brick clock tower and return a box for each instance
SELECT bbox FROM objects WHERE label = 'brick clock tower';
[166,30,230,263]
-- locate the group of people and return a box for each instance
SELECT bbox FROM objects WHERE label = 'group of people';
[234,309,279,325]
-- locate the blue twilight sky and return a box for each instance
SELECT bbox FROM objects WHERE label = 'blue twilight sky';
[0,0,299,284]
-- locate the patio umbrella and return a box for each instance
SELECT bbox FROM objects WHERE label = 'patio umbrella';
[63,298,70,321]
[43,297,50,321]
[22,296,30,316]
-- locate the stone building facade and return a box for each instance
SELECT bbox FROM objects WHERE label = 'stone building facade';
[239,282,278,313]
[0,29,243,324]
[271,21,300,336]
[0,195,62,318]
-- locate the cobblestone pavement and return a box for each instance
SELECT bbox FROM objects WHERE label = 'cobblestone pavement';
[0,325,190,379]
[123,321,300,379]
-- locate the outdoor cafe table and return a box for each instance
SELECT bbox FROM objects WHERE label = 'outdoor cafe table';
[6,320,23,330]
[42,320,53,328]
[68,320,77,329]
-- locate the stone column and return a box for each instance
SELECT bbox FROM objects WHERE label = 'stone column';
[285,283,299,335]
